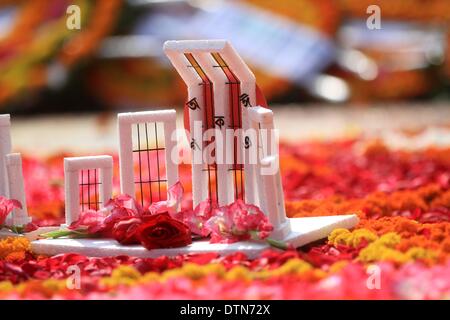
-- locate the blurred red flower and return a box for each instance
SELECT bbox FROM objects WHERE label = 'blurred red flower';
[0,197,22,226]
[112,217,142,245]
[205,200,273,243]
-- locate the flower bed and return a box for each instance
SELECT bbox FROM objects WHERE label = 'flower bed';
[1,138,449,299]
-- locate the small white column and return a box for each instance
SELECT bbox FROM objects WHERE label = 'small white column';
[5,153,31,226]
[187,85,208,207]
[260,155,289,239]
[163,112,180,191]
[99,166,113,210]
[247,107,289,238]
[64,159,81,226]
[0,114,12,198]
[118,114,135,197]
[248,107,275,212]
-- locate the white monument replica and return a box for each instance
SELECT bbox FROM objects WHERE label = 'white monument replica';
[0,40,358,258]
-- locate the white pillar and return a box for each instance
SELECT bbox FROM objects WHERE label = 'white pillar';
[118,114,135,197]
[163,112,179,189]
[99,166,113,210]
[187,81,208,207]
[5,153,31,226]
[64,159,80,226]
[0,114,12,198]
[221,42,258,206]
[260,155,288,232]
[164,44,208,207]
[195,52,234,206]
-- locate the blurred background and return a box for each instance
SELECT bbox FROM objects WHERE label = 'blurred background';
[0,0,449,116]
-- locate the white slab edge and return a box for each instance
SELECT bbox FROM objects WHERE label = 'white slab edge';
[285,214,359,247]
[28,215,358,259]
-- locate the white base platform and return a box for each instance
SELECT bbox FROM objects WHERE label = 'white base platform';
[27,215,358,259]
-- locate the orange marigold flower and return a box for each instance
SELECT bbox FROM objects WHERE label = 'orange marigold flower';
[358,217,421,238]
[0,237,31,260]
[5,251,26,263]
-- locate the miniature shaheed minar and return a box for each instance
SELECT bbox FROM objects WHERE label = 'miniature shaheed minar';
[0,40,358,258]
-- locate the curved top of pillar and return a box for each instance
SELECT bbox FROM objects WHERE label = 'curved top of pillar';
[163,40,256,86]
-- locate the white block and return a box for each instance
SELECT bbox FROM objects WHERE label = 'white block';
[284,215,359,248]
[65,156,113,172]
[118,110,176,125]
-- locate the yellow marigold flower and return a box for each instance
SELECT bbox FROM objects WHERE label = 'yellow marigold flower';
[359,243,406,263]
[180,263,208,280]
[358,231,438,264]
[328,228,377,247]
[0,237,30,259]
[358,232,404,263]
[139,272,160,284]
[157,263,226,282]
[199,263,226,278]
[377,232,401,247]
[328,228,350,245]
[310,269,327,280]
[252,270,271,280]
[42,279,67,293]
[271,258,312,276]
[161,268,187,281]
[225,266,252,281]
[100,265,141,287]
[114,265,141,279]
[329,261,349,273]
[351,229,378,247]
[405,247,437,261]
[0,281,14,292]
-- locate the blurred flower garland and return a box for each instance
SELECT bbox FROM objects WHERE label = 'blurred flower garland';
[0,0,121,105]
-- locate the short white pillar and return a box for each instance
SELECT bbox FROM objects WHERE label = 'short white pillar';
[64,155,113,226]
[260,155,289,239]
[5,153,31,226]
